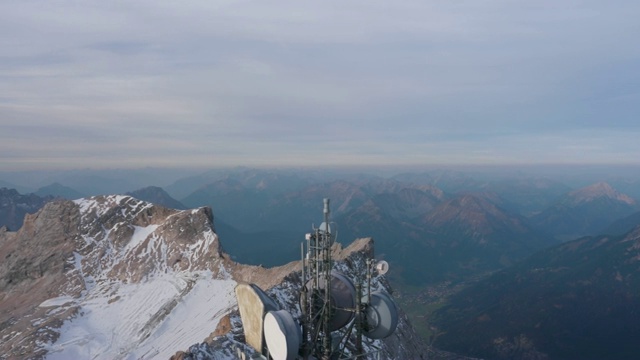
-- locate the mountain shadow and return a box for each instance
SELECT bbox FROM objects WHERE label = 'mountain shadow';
[531,182,638,240]
[601,210,640,236]
[431,226,640,360]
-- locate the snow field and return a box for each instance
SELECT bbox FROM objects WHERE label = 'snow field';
[44,271,236,360]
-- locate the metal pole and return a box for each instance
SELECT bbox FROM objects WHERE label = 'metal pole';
[356,282,363,354]
[322,198,332,359]
[367,258,372,300]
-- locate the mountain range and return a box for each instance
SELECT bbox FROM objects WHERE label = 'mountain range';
[531,182,638,240]
[34,182,86,200]
[431,225,640,360]
[3,170,640,287]
[2,167,640,359]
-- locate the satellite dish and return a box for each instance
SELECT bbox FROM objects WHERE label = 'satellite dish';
[375,260,389,275]
[264,310,301,360]
[361,291,399,339]
[319,221,331,233]
[303,271,356,331]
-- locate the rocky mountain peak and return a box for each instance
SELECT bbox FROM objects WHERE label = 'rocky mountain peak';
[533,182,639,240]
[568,182,635,205]
[0,187,54,231]
[0,195,232,358]
[73,195,225,278]
[424,194,514,234]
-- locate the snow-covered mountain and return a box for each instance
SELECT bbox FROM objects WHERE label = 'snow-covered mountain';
[1,195,236,359]
[0,195,431,359]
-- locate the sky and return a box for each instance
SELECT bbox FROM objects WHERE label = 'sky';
[1,0,640,171]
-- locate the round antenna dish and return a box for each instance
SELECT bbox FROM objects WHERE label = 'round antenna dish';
[361,291,399,339]
[264,310,301,360]
[302,271,356,331]
[375,260,389,275]
[319,222,331,233]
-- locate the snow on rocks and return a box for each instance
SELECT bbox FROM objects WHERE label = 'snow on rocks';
[43,271,236,360]
[15,195,236,359]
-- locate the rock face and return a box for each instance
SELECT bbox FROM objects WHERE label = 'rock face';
[0,200,81,358]
[72,195,224,280]
[0,195,231,359]
[0,188,54,231]
[0,195,434,359]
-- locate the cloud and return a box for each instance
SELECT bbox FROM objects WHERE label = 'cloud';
[1,0,639,170]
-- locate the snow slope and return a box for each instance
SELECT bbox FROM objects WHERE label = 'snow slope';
[32,195,237,359]
[42,271,236,360]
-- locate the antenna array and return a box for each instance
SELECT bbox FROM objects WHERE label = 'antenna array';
[299,199,398,360]
[235,198,398,360]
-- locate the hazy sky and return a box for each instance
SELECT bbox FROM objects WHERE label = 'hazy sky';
[2,0,639,170]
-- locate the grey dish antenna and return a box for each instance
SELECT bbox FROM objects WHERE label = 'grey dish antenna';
[361,291,399,339]
[319,222,331,234]
[375,260,390,275]
[303,271,357,331]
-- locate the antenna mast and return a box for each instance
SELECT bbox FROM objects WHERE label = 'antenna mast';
[298,198,398,360]
[301,198,334,359]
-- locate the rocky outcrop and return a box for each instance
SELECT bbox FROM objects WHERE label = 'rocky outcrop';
[0,187,54,231]
[0,195,230,359]
[0,200,81,358]
[72,195,226,281]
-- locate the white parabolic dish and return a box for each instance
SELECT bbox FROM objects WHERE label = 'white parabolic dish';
[264,310,301,360]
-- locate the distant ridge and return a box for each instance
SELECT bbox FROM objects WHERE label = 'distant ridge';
[481,176,571,217]
[35,182,85,200]
[417,194,554,276]
[432,225,640,360]
[532,182,638,240]
[602,210,640,236]
[126,186,186,209]
[567,182,635,206]
[339,192,556,286]
[0,188,53,230]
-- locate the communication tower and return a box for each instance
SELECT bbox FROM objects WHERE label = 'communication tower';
[236,198,398,360]
[298,198,398,359]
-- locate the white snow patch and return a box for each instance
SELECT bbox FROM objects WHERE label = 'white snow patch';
[73,195,134,218]
[124,225,159,253]
[39,296,77,308]
[43,271,237,360]
[132,275,237,359]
